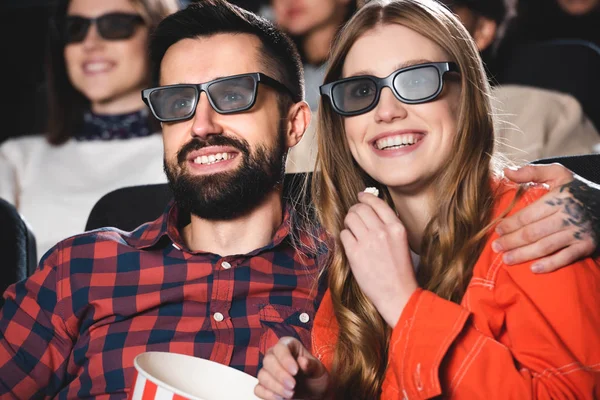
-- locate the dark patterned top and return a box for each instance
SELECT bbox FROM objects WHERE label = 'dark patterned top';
[75,109,154,141]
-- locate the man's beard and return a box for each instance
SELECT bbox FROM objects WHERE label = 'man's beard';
[164,130,287,220]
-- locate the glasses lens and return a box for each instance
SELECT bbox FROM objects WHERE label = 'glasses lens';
[149,87,197,120]
[393,66,440,101]
[332,78,377,114]
[97,13,140,40]
[64,17,90,44]
[208,76,256,112]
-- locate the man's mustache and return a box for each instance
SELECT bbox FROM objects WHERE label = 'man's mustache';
[177,136,250,164]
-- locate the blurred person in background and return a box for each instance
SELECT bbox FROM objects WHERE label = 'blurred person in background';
[269,0,357,172]
[556,0,599,15]
[439,0,507,77]
[510,0,599,48]
[270,0,356,109]
[439,0,600,163]
[0,0,180,261]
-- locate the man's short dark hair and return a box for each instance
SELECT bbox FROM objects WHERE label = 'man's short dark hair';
[440,0,506,25]
[149,0,304,105]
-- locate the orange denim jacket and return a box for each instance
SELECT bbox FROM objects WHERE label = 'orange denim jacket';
[312,182,600,399]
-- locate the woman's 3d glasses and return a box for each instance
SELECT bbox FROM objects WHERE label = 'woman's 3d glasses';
[63,12,145,44]
[142,73,294,122]
[320,62,460,116]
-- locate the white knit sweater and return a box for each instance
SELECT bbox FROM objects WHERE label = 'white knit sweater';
[0,134,167,262]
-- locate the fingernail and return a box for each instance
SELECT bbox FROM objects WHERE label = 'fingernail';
[531,263,543,273]
[491,241,503,253]
[495,226,504,235]
[284,378,295,390]
[508,166,520,171]
[503,253,513,264]
[284,389,295,398]
[289,364,298,375]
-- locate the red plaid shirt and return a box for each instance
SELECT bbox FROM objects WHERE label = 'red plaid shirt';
[0,202,327,399]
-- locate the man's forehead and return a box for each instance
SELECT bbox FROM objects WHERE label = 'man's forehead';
[159,33,264,85]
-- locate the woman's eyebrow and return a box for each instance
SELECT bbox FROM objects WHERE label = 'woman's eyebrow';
[345,58,434,78]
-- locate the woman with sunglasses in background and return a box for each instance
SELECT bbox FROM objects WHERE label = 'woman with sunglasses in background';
[254,0,600,398]
[0,0,180,261]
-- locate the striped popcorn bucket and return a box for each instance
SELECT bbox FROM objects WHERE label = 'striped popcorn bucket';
[128,352,260,400]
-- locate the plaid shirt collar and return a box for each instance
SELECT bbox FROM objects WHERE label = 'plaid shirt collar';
[124,200,295,255]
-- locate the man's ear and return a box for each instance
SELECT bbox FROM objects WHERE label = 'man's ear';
[284,100,311,149]
[472,16,497,52]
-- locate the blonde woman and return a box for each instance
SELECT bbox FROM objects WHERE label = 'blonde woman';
[255,0,600,398]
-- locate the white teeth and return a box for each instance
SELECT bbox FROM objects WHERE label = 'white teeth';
[375,134,422,150]
[84,62,112,72]
[193,152,231,165]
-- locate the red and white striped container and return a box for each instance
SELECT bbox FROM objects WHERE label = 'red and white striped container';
[128,352,260,400]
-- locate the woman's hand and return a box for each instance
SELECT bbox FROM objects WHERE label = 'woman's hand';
[340,191,418,328]
[494,164,597,273]
[254,337,330,400]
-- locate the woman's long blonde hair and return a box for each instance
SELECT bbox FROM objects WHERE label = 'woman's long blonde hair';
[312,0,499,397]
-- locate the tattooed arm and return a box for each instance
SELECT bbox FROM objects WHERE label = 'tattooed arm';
[493,164,599,273]
[549,179,599,242]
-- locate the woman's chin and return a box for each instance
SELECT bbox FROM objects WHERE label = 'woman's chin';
[374,176,419,190]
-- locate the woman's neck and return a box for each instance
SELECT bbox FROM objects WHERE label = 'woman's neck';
[388,187,434,253]
[91,90,146,115]
[302,15,345,65]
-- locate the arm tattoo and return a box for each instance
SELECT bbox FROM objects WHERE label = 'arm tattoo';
[544,180,600,246]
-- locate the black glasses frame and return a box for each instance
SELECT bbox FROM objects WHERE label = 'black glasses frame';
[142,72,294,122]
[63,12,145,44]
[319,62,459,117]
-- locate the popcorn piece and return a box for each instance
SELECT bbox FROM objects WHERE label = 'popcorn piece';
[363,187,379,197]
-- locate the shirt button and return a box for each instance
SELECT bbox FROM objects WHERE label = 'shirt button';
[299,312,310,323]
[221,261,231,269]
[213,312,224,322]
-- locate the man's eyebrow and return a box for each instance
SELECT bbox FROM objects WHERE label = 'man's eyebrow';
[345,59,434,78]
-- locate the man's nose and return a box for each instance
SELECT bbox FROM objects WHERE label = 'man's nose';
[190,92,222,139]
